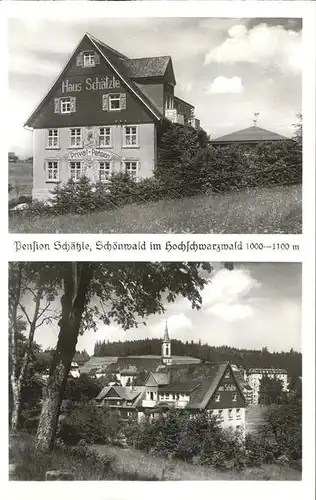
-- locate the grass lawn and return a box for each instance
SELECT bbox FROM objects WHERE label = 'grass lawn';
[91,444,301,481]
[9,183,302,234]
[9,433,301,481]
[8,162,32,200]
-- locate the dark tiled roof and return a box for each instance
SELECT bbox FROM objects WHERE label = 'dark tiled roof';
[122,57,171,78]
[96,385,144,402]
[211,126,289,144]
[158,382,199,393]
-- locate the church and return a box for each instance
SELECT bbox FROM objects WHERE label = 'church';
[24,32,200,200]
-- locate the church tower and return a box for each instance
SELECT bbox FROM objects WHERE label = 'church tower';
[161,322,172,365]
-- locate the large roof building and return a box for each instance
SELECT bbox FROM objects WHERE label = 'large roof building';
[25,33,199,200]
[211,125,289,146]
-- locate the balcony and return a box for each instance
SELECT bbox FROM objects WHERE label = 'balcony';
[164,109,185,125]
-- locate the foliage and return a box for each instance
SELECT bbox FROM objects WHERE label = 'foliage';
[244,433,281,467]
[58,402,123,445]
[73,349,90,366]
[64,374,102,402]
[259,375,285,404]
[10,432,114,481]
[262,395,302,465]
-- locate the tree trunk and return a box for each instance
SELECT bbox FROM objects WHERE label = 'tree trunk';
[11,377,22,431]
[35,263,94,452]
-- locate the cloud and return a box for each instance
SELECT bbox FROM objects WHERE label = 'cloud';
[152,314,192,337]
[201,268,260,321]
[206,76,244,94]
[204,23,302,74]
[207,303,253,322]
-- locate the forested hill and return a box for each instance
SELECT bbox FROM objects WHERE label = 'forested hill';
[93,339,302,379]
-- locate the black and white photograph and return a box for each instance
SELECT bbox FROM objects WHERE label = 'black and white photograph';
[9,262,302,481]
[8,15,304,234]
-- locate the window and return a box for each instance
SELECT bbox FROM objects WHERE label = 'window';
[98,162,112,182]
[47,129,59,148]
[99,127,112,147]
[224,371,230,379]
[150,392,154,401]
[83,52,96,67]
[109,94,121,110]
[165,346,169,356]
[102,93,126,112]
[46,160,59,182]
[124,160,139,181]
[70,128,82,147]
[215,393,220,402]
[54,97,76,115]
[127,412,132,417]
[124,126,138,147]
[218,410,224,420]
[232,392,237,402]
[69,161,83,181]
[228,409,233,420]
[61,98,71,114]
[236,408,241,419]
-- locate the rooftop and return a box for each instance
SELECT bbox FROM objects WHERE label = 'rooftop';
[211,126,289,144]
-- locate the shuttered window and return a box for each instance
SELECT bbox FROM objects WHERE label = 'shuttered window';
[102,93,127,111]
[54,97,76,114]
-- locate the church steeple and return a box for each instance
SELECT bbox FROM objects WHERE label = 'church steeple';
[161,322,172,365]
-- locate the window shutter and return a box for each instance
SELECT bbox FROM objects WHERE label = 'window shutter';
[102,94,109,111]
[76,52,84,67]
[120,93,127,110]
[54,98,61,114]
[95,52,100,65]
[70,96,76,113]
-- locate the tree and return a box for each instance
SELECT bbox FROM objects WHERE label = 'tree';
[259,375,284,405]
[8,263,59,431]
[28,262,213,452]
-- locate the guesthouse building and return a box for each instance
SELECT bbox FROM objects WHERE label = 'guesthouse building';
[25,33,199,200]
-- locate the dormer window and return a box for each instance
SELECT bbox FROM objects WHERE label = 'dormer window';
[84,52,96,67]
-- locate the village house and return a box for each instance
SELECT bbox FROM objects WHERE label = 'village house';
[94,325,246,435]
[247,367,289,404]
[24,32,200,201]
[95,385,145,421]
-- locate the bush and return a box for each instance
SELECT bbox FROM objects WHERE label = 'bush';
[10,433,115,480]
[262,397,302,465]
[58,402,123,445]
[244,434,281,467]
[64,375,102,402]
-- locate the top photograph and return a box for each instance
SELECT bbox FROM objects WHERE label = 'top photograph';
[8,17,302,234]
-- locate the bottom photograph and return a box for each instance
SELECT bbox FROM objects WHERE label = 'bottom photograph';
[8,262,302,481]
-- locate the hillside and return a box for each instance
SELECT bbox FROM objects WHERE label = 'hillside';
[9,180,302,234]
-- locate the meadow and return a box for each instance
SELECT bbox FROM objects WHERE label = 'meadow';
[9,162,302,234]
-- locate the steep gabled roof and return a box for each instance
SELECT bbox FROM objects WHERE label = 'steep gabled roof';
[25,33,164,128]
[96,385,144,402]
[122,56,171,79]
[211,126,289,144]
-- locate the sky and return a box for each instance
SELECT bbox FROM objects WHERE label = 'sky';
[30,262,302,355]
[8,17,302,157]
